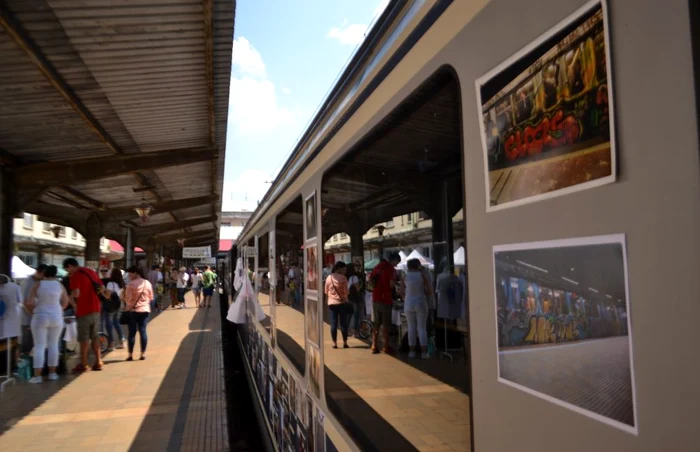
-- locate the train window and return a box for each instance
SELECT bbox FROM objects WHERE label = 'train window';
[275,196,306,375]
[318,69,472,451]
[257,232,272,334]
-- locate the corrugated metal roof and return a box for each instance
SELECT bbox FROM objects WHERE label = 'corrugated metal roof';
[0,0,235,252]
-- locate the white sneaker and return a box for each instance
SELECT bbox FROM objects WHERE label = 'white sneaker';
[408,351,416,359]
[48,373,59,381]
[421,352,430,359]
[29,376,43,384]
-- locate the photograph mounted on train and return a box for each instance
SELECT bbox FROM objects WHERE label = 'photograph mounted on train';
[494,234,636,433]
[477,0,615,211]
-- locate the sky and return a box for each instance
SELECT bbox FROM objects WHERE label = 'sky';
[221,0,390,216]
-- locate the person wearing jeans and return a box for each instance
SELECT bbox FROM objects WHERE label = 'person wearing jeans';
[400,259,430,359]
[324,261,350,349]
[124,266,153,361]
[100,267,126,350]
[26,265,72,383]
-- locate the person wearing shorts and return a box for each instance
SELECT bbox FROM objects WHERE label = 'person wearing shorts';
[368,253,401,354]
[201,266,216,308]
[63,258,104,373]
[191,268,204,307]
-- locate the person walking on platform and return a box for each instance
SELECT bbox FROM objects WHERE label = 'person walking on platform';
[63,258,104,373]
[191,267,204,307]
[325,261,351,349]
[176,267,189,309]
[124,266,153,361]
[101,267,126,350]
[201,266,216,308]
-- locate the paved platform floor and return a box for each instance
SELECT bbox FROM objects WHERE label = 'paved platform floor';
[272,296,472,452]
[0,292,228,452]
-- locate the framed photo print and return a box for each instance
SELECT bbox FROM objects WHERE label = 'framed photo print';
[305,192,317,240]
[476,0,616,211]
[493,234,636,433]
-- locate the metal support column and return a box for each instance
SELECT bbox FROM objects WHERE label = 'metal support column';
[84,214,101,270]
[125,228,133,268]
[0,169,15,276]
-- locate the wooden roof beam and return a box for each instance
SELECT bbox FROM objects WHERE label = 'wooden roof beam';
[135,215,217,237]
[101,195,217,221]
[154,229,217,244]
[13,147,216,188]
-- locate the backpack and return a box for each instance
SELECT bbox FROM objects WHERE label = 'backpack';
[0,296,6,320]
[104,291,121,314]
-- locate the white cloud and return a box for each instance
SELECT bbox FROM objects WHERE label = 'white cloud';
[327,20,367,46]
[228,37,296,136]
[231,37,266,78]
[281,86,291,95]
[223,169,274,212]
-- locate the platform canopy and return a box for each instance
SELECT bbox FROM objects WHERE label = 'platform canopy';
[0,0,235,256]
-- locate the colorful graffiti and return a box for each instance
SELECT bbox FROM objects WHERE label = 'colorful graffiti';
[496,276,627,348]
[503,108,581,161]
[481,6,611,171]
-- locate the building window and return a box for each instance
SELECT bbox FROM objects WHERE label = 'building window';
[23,213,33,229]
[385,220,394,228]
[340,232,347,239]
[418,211,428,220]
[58,226,66,237]
[42,222,51,233]
[71,228,78,240]
[407,213,413,224]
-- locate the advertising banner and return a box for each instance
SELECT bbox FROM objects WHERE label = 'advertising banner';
[182,246,211,258]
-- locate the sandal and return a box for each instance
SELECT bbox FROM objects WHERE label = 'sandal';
[371,346,380,354]
[72,364,90,374]
[125,356,133,362]
[92,362,104,371]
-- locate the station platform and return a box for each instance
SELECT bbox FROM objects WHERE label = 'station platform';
[0,292,228,452]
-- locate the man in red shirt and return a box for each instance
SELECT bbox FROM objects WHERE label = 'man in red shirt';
[63,258,104,373]
[368,253,401,354]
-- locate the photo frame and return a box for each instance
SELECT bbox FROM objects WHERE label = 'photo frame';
[306,244,318,292]
[307,343,322,399]
[476,0,616,211]
[305,191,317,240]
[493,234,636,434]
[306,295,320,347]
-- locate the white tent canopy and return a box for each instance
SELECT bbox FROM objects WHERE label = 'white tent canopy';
[454,246,465,266]
[398,251,408,261]
[397,249,434,270]
[11,256,35,280]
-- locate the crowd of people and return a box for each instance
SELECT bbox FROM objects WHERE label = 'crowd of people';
[323,253,436,359]
[5,259,218,384]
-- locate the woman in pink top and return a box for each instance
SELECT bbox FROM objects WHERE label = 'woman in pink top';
[324,261,350,349]
[124,266,153,361]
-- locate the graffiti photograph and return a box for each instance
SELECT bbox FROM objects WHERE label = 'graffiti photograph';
[306,244,318,292]
[477,0,615,211]
[307,343,322,399]
[306,295,320,346]
[493,234,636,433]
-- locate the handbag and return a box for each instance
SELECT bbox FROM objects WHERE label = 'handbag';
[120,283,146,324]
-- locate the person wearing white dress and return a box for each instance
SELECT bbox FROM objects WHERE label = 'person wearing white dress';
[25,265,72,383]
